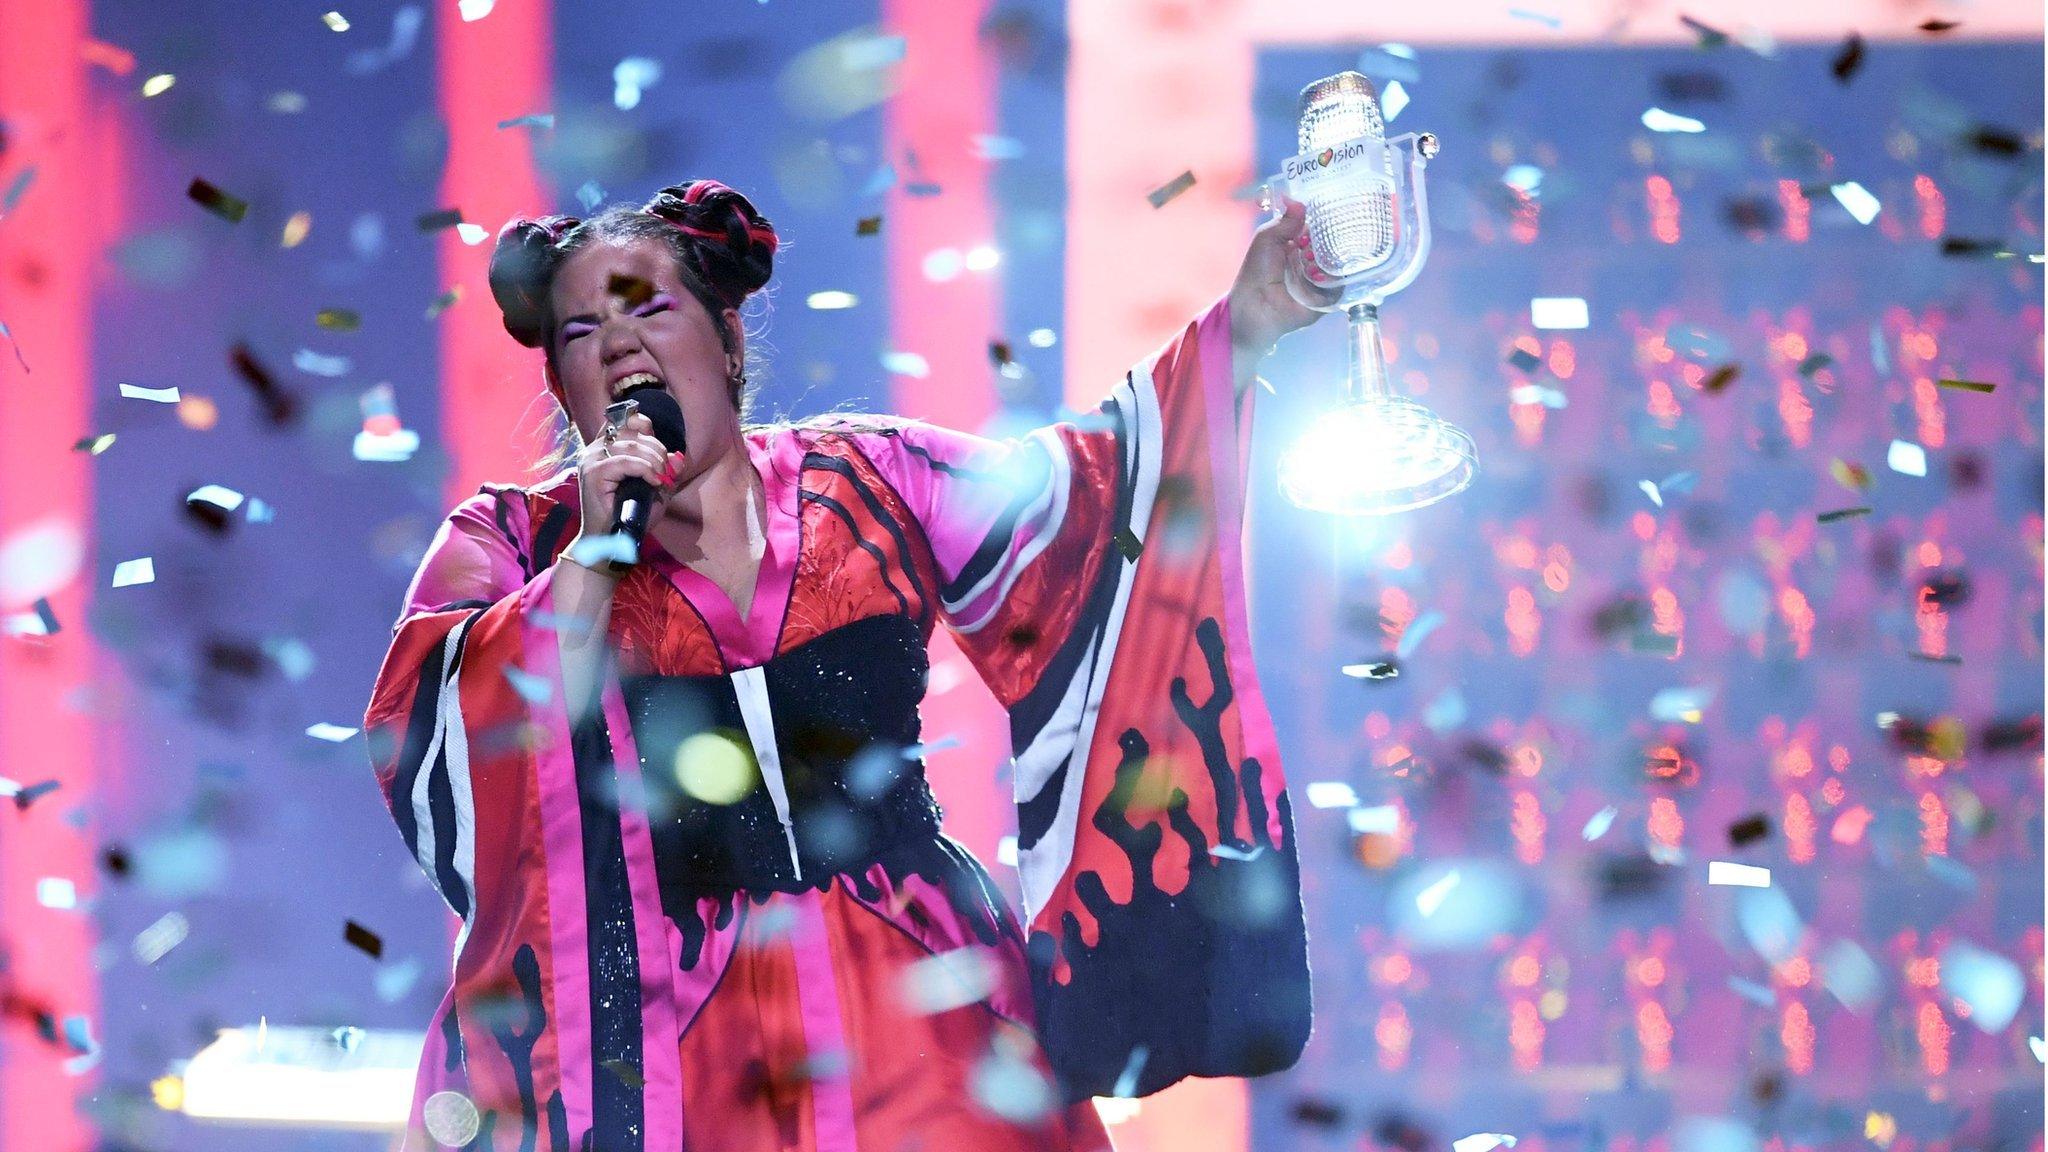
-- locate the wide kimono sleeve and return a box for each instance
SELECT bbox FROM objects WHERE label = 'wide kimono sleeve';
[361,485,650,1152]
[873,292,1311,1100]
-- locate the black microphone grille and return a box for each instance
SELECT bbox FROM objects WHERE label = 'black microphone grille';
[624,386,689,455]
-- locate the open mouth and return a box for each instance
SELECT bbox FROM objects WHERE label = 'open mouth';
[611,371,665,401]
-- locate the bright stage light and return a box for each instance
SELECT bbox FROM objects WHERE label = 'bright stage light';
[1279,396,1476,515]
[170,1024,423,1129]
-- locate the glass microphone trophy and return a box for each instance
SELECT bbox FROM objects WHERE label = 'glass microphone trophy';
[1261,71,1477,515]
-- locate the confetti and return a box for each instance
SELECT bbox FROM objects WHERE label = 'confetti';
[281,210,312,247]
[315,308,361,332]
[1829,459,1871,492]
[899,947,999,1014]
[806,290,858,310]
[0,167,35,218]
[855,215,881,236]
[110,557,154,588]
[422,1090,481,1147]
[425,287,462,319]
[1829,181,1881,224]
[344,6,423,74]
[1707,860,1771,887]
[1641,107,1705,133]
[1796,352,1833,377]
[1935,377,1995,393]
[1816,506,1871,523]
[496,112,554,131]
[415,207,463,233]
[458,0,495,18]
[141,73,174,98]
[292,349,351,376]
[1700,362,1741,393]
[1454,1134,1519,1152]
[1938,942,2023,1032]
[231,343,300,425]
[1394,610,1443,658]
[307,722,360,742]
[455,223,488,245]
[1528,297,1588,329]
[1830,33,1865,82]
[1581,805,1618,841]
[1505,346,1543,373]
[613,56,661,110]
[600,1058,643,1090]
[1819,939,1882,1009]
[321,11,349,32]
[1146,170,1196,209]
[1414,868,1461,916]
[1727,813,1770,846]
[1886,439,1927,477]
[73,433,115,455]
[343,919,383,959]
[187,177,248,224]
[1305,782,1361,809]
[1340,661,1398,680]
[1918,18,1960,32]
[132,911,189,964]
[1727,975,1776,1007]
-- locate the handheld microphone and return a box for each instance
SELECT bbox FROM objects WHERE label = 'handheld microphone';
[609,386,688,562]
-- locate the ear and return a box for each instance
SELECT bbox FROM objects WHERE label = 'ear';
[723,307,744,363]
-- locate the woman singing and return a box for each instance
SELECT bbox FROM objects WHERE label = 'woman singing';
[364,178,1320,1152]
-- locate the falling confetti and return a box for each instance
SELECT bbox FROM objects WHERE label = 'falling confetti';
[187,177,248,224]
[110,557,154,588]
[1146,170,1196,209]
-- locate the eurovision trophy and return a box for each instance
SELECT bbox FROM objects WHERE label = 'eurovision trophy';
[1262,71,1477,515]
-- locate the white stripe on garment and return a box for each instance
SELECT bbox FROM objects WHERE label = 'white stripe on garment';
[410,614,480,969]
[942,427,1073,635]
[731,665,803,881]
[1015,366,1162,919]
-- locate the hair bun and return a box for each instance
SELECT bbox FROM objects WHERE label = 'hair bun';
[488,214,580,348]
[643,180,777,311]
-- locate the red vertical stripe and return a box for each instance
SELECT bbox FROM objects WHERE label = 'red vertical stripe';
[881,0,1011,871]
[435,2,553,503]
[0,1,99,1150]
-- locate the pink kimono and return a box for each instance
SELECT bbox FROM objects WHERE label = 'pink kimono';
[362,294,1309,1151]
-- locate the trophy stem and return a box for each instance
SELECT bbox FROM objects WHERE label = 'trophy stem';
[1345,302,1390,402]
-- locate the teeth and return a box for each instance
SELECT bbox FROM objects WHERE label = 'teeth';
[613,372,663,397]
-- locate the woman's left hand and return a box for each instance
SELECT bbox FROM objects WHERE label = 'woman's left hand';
[1227,191,1333,358]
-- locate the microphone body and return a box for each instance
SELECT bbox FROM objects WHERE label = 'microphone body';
[609,386,689,563]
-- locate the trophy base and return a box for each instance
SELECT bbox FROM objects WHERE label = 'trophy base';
[1279,396,1477,516]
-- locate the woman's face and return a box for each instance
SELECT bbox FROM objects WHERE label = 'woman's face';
[546,236,742,454]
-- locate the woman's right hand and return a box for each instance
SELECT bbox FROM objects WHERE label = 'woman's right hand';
[574,411,685,544]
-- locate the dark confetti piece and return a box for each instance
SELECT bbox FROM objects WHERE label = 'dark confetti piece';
[1147,169,1196,209]
[14,778,60,809]
[1700,362,1741,393]
[187,177,248,224]
[1722,196,1778,232]
[1506,346,1542,372]
[1678,14,1730,47]
[1796,352,1833,377]
[230,343,300,425]
[1655,69,1727,102]
[1908,650,1962,665]
[989,340,1014,366]
[426,287,462,319]
[606,273,654,307]
[1817,506,1871,523]
[1922,572,1970,607]
[601,1058,645,1090]
[31,597,58,634]
[1291,1098,1345,1128]
[1979,716,2042,753]
[1830,33,1864,82]
[416,207,463,232]
[1113,526,1144,561]
[101,845,130,877]
[1935,377,1995,393]
[1917,18,1959,32]
[1939,237,2003,258]
[1728,813,1771,846]
[1967,127,2025,157]
[495,113,555,131]
[315,308,361,332]
[203,640,267,678]
[343,920,383,959]
[855,215,881,236]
